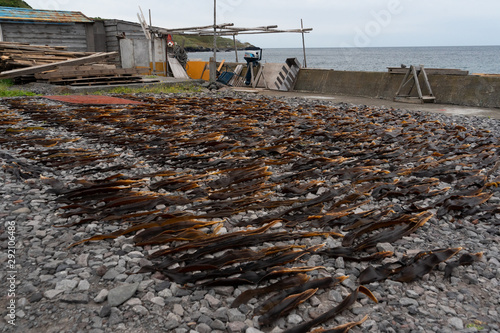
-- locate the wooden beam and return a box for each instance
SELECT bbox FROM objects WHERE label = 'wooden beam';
[199,28,313,36]
[151,25,312,37]
[152,23,234,35]
[388,67,469,76]
[0,52,118,79]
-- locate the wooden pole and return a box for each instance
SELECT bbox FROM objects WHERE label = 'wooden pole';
[301,19,307,68]
[213,0,217,61]
[150,9,156,75]
[210,0,217,83]
[233,34,239,63]
[164,38,169,77]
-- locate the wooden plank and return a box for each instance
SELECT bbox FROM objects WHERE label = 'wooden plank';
[6,55,80,62]
[412,66,423,100]
[69,78,143,86]
[167,56,190,79]
[228,64,243,86]
[0,52,118,79]
[420,66,434,98]
[56,64,117,71]
[394,96,436,104]
[0,42,73,53]
[36,68,141,80]
[49,75,142,84]
[388,67,469,76]
[394,67,411,97]
[394,96,424,104]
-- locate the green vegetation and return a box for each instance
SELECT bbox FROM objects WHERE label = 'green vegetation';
[0,0,32,8]
[91,84,204,95]
[466,321,485,331]
[0,79,38,97]
[173,35,254,51]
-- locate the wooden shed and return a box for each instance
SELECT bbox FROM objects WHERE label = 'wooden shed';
[103,19,182,76]
[102,19,151,70]
[0,7,167,72]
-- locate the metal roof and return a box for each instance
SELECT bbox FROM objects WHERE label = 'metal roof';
[0,6,93,23]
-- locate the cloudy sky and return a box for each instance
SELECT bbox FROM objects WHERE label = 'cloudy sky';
[26,0,500,48]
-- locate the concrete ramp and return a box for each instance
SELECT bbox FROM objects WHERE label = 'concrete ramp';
[254,59,301,91]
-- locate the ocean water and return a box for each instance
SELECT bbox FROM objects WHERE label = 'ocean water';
[188,45,500,74]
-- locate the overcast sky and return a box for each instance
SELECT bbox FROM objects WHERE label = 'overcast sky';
[26,0,500,48]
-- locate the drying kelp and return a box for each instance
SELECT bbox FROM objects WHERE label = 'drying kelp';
[358,248,484,285]
[1,95,497,332]
[310,316,369,333]
[283,286,378,333]
[359,248,463,284]
[253,276,348,319]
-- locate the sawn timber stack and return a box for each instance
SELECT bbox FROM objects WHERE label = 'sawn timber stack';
[0,42,150,86]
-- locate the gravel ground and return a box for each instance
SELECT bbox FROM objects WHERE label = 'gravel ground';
[0,90,499,333]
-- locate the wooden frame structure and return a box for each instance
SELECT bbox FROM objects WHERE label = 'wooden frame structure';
[149,23,312,67]
[394,65,436,104]
[137,6,312,81]
[150,24,312,37]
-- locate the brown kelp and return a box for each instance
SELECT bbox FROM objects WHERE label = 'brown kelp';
[1,95,496,332]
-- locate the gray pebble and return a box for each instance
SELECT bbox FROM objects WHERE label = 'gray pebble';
[205,293,222,308]
[99,305,112,318]
[133,305,149,316]
[215,307,229,321]
[228,308,246,322]
[13,207,31,214]
[287,314,303,325]
[108,308,123,325]
[399,297,419,307]
[29,292,43,303]
[43,289,64,299]
[107,283,139,307]
[228,321,247,333]
[196,323,212,333]
[448,317,464,330]
[61,293,89,304]
[102,268,119,280]
[173,303,184,316]
[94,289,109,303]
[211,319,226,331]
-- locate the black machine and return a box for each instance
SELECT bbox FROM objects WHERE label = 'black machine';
[244,49,262,85]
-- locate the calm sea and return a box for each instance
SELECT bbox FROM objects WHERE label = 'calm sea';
[188,46,500,74]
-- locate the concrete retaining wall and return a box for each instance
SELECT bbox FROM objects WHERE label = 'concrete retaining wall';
[294,69,500,108]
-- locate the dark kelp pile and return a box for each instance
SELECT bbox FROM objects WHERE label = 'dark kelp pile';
[1,95,499,332]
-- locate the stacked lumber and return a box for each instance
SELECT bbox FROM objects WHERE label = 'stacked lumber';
[0,51,119,82]
[0,42,93,72]
[0,42,155,86]
[35,64,144,86]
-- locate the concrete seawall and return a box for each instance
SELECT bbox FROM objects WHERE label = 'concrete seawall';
[293,69,500,108]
